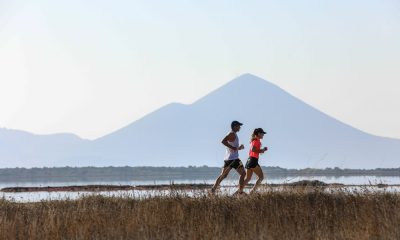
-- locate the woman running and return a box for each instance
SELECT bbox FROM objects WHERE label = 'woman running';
[242,128,268,194]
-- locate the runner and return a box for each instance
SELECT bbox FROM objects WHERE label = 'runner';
[242,128,268,194]
[211,121,246,193]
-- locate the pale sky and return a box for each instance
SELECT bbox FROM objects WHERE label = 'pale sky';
[0,0,399,140]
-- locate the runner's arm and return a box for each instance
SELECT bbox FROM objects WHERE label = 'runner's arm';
[221,133,237,150]
[252,146,268,153]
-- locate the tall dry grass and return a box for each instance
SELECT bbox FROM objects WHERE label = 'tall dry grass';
[0,188,399,239]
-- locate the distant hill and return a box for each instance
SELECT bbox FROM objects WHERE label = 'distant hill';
[0,128,87,167]
[1,74,400,168]
[86,74,400,168]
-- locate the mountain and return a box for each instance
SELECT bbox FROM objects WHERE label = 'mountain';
[84,73,400,169]
[0,128,87,167]
[1,73,399,168]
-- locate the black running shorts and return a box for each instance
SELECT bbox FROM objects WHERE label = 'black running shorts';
[223,159,243,169]
[245,157,259,169]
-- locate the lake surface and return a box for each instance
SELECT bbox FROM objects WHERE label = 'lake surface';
[1,176,400,202]
[1,175,400,189]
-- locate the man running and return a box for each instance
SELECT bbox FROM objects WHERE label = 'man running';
[211,120,246,193]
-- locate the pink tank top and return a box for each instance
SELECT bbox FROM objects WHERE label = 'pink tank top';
[249,139,261,158]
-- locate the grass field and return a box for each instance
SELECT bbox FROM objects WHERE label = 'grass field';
[0,187,399,240]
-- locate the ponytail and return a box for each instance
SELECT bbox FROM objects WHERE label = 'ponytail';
[250,128,261,142]
[250,133,257,143]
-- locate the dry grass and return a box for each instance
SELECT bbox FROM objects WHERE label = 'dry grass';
[0,188,399,240]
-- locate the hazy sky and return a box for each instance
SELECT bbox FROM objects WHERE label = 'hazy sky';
[1,0,399,140]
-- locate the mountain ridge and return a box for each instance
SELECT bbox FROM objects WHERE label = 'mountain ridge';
[0,73,399,168]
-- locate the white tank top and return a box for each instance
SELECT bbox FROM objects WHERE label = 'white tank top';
[224,131,239,160]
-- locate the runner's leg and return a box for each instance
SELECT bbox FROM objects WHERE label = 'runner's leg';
[250,165,264,193]
[243,168,254,188]
[212,167,232,192]
[235,166,246,193]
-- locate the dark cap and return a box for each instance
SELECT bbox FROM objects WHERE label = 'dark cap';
[254,128,267,135]
[231,120,243,128]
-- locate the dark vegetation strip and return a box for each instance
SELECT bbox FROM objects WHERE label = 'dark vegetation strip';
[3,180,400,193]
[0,166,399,182]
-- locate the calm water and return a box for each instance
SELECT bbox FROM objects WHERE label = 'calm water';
[1,176,399,202]
[1,175,399,189]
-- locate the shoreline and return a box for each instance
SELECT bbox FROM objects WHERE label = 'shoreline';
[2,180,400,193]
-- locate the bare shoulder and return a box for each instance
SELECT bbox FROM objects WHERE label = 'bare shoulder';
[226,132,236,141]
